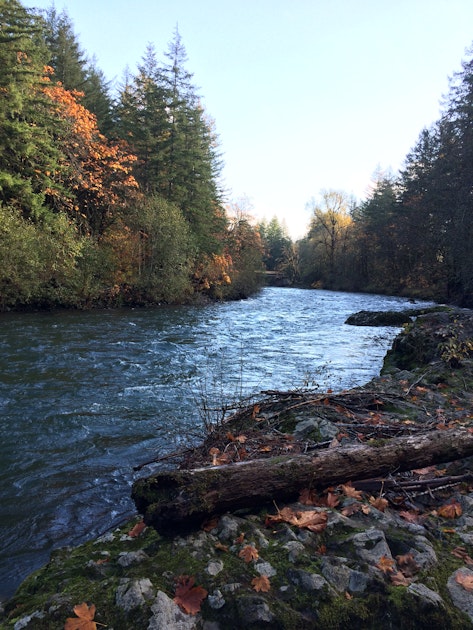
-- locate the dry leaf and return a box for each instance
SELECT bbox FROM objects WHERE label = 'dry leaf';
[390,570,411,586]
[235,434,247,443]
[361,504,371,515]
[341,482,363,500]
[438,500,462,519]
[369,496,389,512]
[299,488,317,505]
[64,602,98,630]
[173,575,208,615]
[128,520,146,538]
[325,491,340,508]
[202,517,219,532]
[398,509,421,523]
[251,404,261,419]
[251,575,271,592]
[396,552,420,577]
[456,571,473,592]
[376,555,396,574]
[234,532,245,544]
[209,447,220,465]
[451,547,473,565]
[214,541,229,553]
[238,545,259,563]
[266,507,328,533]
[341,502,361,516]
[344,591,353,600]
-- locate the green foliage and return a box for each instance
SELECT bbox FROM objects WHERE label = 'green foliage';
[0,0,61,221]
[128,195,194,303]
[0,204,87,309]
[258,216,292,271]
[223,205,265,299]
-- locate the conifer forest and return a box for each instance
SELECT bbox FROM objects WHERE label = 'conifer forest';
[1,0,473,309]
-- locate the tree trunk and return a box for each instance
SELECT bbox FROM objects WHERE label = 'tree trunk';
[132,428,473,534]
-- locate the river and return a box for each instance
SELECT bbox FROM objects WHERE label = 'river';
[0,287,434,599]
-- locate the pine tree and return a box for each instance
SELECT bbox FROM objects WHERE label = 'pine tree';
[0,0,61,220]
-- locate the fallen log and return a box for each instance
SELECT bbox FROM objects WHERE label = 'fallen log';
[132,428,473,534]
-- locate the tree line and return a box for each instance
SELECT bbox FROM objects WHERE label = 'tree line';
[286,46,473,307]
[0,0,265,310]
[3,0,473,311]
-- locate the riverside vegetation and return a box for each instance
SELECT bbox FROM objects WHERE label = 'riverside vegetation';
[4,307,473,629]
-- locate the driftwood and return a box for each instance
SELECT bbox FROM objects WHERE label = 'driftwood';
[132,428,473,533]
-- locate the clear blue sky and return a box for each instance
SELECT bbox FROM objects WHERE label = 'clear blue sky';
[24,0,473,237]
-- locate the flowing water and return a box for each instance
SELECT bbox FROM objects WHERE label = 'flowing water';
[0,287,434,599]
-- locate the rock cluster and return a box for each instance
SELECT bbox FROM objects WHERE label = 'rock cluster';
[3,309,473,629]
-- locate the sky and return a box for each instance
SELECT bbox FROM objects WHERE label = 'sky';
[23,0,473,238]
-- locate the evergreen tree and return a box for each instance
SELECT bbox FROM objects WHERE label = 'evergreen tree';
[259,216,292,271]
[83,59,114,135]
[0,0,61,220]
[115,31,225,256]
[42,6,87,91]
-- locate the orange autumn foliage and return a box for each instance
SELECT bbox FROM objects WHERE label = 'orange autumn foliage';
[44,81,138,235]
[64,602,100,630]
[173,575,208,615]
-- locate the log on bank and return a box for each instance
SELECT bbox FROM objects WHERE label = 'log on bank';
[132,428,473,534]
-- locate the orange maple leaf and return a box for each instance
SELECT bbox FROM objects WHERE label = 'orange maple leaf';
[239,545,259,563]
[251,575,271,592]
[341,482,363,500]
[173,575,208,615]
[456,571,473,592]
[369,496,389,512]
[376,555,396,574]
[266,507,328,533]
[438,500,462,519]
[128,520,146,538]
[64,602,101,630]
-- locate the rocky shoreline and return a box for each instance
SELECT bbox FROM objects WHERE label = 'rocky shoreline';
[3,308,473,629]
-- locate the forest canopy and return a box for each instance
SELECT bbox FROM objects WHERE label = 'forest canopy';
[1,0,473,309]
[0,0,264,310]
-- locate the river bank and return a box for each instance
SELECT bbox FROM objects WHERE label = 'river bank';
[3,308,473,629]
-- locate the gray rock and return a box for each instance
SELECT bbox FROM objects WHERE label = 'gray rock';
[255,560,277,577]
[208,589,226,610]
[236,595,274,624]
[222,582,242,593]
[282,540,306,562]
[217,514,242,541]
[321,557,369,594]
[350,528,393,565]
[147,590,198,629]
[116,578,155,612]
[287,569,330,593]
[206,560,224,576]
[410,535,437,570]
[407,583,444,609]
[14,611,46,630]
[117,549,149,567]
[294,417,338,440]
[94,531,115,544]
[447,568,473,621]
